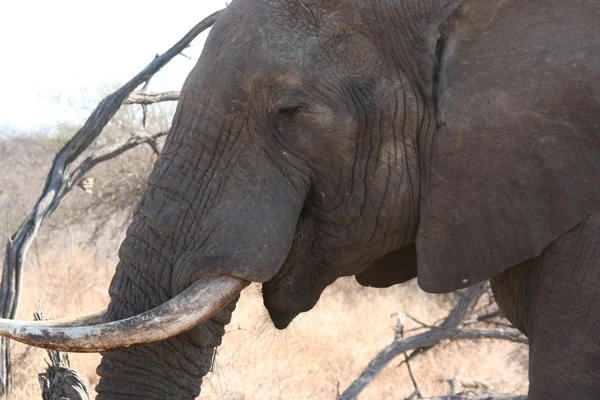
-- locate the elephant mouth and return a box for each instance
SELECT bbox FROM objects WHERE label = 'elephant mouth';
[266,308,296,330]
[261,276,299,330]
[260,213,327,330]
[0,275,249,352]
[262,274,334,330]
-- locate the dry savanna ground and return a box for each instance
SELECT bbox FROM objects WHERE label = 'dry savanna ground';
[11,246,528,400]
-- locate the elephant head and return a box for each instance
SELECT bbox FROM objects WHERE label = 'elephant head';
[5,0,600,398]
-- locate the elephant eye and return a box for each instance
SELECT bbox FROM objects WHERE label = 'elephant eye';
[277,105,301,118]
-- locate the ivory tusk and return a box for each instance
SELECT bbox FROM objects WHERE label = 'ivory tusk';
[0,276,248,352]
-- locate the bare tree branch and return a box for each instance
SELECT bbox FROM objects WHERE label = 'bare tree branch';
[124,91,180,105]
[397,347,434,368]
[451,328,527,343]
[0,9,223,396]
[51,130,168,211]
[339,283,528,400]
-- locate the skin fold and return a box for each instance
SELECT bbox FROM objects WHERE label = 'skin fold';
[92,0,600,399]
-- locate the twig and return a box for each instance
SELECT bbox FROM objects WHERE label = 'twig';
[138,60,156,128]
[339,282,528,400]
[403,312,435,329]
[336,382,343,400]
[395,313,423,400]
[461,379,492,391]
[147,139,162,156]
[124,91,180,105]
[397,346,434,368]
[0,9,223,396]
[404,354,422,399]
[406,390,420,400]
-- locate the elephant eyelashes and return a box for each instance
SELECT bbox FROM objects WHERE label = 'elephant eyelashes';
[277,105,301,118]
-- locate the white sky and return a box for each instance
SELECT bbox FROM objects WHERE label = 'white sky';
[0,1,226,132]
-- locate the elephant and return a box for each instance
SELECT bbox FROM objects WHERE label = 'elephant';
[2,0,600,398]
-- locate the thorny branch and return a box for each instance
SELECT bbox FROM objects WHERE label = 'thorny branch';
[339,282,529,400]
[0,9,223,397]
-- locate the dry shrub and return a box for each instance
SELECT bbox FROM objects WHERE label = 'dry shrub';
[0,103,169,242]
[0,135,54,240]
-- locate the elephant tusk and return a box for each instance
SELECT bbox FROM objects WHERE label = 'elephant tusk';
[0,275,249,352]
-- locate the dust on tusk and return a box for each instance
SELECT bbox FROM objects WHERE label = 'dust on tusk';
[0,275,249,352]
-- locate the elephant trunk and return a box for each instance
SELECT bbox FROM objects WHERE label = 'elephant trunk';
[91,104,307,397]
[93,204,242,399]
[91,155,243,398]
[95,268,240,399]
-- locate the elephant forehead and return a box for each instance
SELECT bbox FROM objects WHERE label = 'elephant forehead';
[205,0,375,71]
[310,27,380,76]
[183,0,383,106]
[189,5,315,89]
[208,1,317,57]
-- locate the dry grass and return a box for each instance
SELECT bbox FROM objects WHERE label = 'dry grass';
[12,247,112,399]
[11,247,528,400]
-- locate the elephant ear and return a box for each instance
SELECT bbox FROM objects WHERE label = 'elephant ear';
[416,2,600,293]
[355,244,417,288]
[385,0,464,90]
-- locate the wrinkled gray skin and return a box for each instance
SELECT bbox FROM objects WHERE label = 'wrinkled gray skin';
[95,0,600,399]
